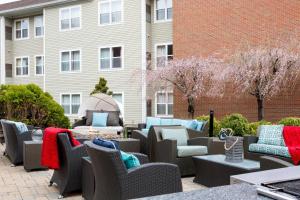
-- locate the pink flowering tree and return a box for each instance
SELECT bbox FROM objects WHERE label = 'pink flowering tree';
[230,46,300,121]
[147,57,226,118]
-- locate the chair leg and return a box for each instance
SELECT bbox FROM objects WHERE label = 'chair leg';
[58,194,64,199]
[49,181,53,187]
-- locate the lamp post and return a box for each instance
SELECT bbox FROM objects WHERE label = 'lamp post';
[209,110,214,137]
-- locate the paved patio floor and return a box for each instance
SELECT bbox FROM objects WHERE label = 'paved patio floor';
[0,144,204,200]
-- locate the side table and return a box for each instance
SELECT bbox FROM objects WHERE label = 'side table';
[23,141,47,171]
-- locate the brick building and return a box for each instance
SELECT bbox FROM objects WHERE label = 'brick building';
[173,0,300,122]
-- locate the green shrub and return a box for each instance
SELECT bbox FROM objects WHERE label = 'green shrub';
[278,117,300,126]
[219,113,249,136]
[0,84,70,128]
[196,115,221,136]
[247,120,272,136]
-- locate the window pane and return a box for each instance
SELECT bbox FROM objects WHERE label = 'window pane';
[35,16,43,27]
[167,45,173,56]
[35,27,42,36]
[157,45,166,57]
[36,66,43,75]
[23,58,28,67]
[157,104,166,115]
[157,93,166,103]
[23,67,28,75]
[112,47,121,57]
[100,13,110,24]
[156,9,165,20]
[62,95,70,114]
[167,8,172,19]
[71,17,80,28]
[101,59,110,69]
[62,52,70,62]
[112,94,123,104]
[16,67,22,75]
[168,104,173,115]
[112,58,121,68]
[16,30,21,38]
[100,2,110,13]
[36,57,42,66]
[16,58,21,67]
[101,48,110,58]
[72,61,80,71]
[156,0,165,9]
[71,51,80,61]
[71,7,80,18]
[61,9,69,19]
[61,53,70,71]
[112,1,121,12]
[168,93,173,103]
[166,0,172,8]
[61,19,69,29]
[21,19,28,29]
[22,29,28,38]
[112,12,121,23]
[16,21,21,29]
[100,48,111,69]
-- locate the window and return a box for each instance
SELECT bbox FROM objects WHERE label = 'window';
[15,18,29,39]
[155,0,172,21]
[15,57,29,76]
[60,50,81,72]
[156,44,173,67]
[156,92,173,116]
[99,46,122,70]
[112,93,124,116]
[99,0,122,25]
[60,6,81,31]
[146,5,151,23]
[34,16,44,37]
[35,56,44,75]
[61,94,81,115]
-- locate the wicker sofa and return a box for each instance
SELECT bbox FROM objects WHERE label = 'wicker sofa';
[85,141,182,200]
[244,125,295,166]
[132,117,208,155]
[0,119,32,165]
[49,133,87,198]
[148,126,212,176]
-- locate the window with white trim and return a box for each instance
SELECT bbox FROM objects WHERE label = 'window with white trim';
[60,6,81,30]
[61,50,80,72]
[156,44,173,67]
[34,16,44,37]
[156,92,173,116]
[15,18,29,39]
[99,46,122,70]
[155,0,172,21]
[99,0,122,25]
[15,57,29,76]
[35,56,44,75]
[61,94,81,115]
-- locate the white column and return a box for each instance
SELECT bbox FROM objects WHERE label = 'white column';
[0,16,5,85]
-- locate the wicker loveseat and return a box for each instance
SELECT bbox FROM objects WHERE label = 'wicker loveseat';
[85,141,182,200]
[244,125,294,166]
[148,126,212,176]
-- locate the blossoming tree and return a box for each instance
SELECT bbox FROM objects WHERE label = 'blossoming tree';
[147,57,226,118]
[230,46,300,121]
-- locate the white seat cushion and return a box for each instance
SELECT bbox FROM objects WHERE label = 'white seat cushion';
[177,146,208,157]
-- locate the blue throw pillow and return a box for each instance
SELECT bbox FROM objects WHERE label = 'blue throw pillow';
[196,121,204,131]
[14,122,28,134]
[92,112,108,127]
[92,138,120,150]
[181,120,198,130]
[146,117,161,129]
[120,151,140,169]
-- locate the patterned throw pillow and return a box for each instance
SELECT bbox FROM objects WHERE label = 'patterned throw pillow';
[257,125,285,146]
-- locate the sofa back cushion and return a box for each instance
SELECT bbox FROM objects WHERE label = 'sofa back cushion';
[146,117,161,129]
[161,128,188,146]
[180,120,198,130]
[160,118,173,125]
[257,125,285,146]
[92,113,108,127]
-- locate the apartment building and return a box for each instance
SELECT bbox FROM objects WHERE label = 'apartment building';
[0,0,173,124]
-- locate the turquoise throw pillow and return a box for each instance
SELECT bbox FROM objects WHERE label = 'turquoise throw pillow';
[161,118,173,125]
[196,121,204,131]
[120,151,140,169]
[161,128,188,146]
[146,117,161,129]
[181,120,198,130]
[92,112,108,127]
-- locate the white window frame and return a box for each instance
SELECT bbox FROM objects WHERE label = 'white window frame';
[60,93,82,116]
[98,0,124,26]
[34,55,44,76]
[154,43,173,69]
[112,92,125,120]
[59,5,81,32]
[154,0,172,23]
[34,15,44,38]
[155,91,173,117]
[98,45,124,71]
[59,49,82,73]
[14,18,29,40]
[15,56,30,77]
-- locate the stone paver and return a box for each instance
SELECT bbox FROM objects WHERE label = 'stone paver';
[0,144,204,199]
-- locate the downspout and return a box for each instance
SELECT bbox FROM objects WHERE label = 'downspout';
[43,9,46,92]
[0,16,5,85]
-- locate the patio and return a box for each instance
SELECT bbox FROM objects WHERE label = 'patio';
[0,144,204,200]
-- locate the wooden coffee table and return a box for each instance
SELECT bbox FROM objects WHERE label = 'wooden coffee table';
[193,154,260,187]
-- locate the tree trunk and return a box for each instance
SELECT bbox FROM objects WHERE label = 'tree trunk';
[257,97,264,121]
[187,96,195,119]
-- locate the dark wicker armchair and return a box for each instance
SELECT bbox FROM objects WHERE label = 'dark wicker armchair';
[85,141,182,200]
[0,119,32,165]
[49,133,87,198]
[148,126,212,176]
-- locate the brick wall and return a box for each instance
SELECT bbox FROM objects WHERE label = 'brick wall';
[173,0,300,122]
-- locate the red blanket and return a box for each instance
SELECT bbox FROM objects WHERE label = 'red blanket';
[283,126,300,165]
[41,127,80,169]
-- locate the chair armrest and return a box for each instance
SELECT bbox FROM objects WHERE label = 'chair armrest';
[131,130,147,139]
[138,123,146,130]
[155,139,177,162]
[188,137,213,146]
[260,156,293,170]
[125,163,182,198]
[130,152,149,164]
[72,144,88,158]
[17,131,32,141]
[243,136,258,149]
[72,118,86,128]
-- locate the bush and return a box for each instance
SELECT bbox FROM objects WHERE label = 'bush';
[196,115,221,136]
[247,120,272,136]
[219,113,249,136]
[278,117,300,126]
[0,84,70,128]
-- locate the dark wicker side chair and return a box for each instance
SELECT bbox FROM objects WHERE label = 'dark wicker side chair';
[85,141,182,200]
[49,133,87,199]
[0,119,32,165]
